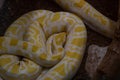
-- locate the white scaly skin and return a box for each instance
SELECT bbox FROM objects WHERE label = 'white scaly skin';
[0,10,87,80]
[54,0,117,38]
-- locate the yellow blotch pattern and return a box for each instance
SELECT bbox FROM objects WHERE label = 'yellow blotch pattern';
[94,13,107,25]
[11,64,19,74]
[85,7,90,15]
[55,33,66,45]
[54,64,66,76]
[66,19,74,25]
[19,18,28,25]
[37,16,46,25]
[10,38,18,46]
[71,38,86,47]
[40,53,47,60]
[51,13,61,22]
[66,51,81,59]
[74,26,85,32]
[7,27,17,35]
[23,42,28,50]
[30,26,39,34]
[16,50,23,55]
[32,46,39,53]
[26,65,37,73]
[52,27,58,33]
[51,55,62,60]
[74,0,85,8]
[0,38,4,49]
[58,48,63,52]
[44,77,52,80]
[0,58,11,66]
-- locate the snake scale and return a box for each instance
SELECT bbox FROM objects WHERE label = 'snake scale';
[0,0,117,80]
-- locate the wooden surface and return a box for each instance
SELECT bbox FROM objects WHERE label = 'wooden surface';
[0,0,118,80]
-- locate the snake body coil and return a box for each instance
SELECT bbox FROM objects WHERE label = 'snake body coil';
[0,10,87,80]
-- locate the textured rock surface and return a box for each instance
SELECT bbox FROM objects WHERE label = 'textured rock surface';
[85,45,108,78]
[0,77,3,80]
[0,0,118,80]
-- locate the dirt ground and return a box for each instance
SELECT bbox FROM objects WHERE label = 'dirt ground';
[0,0,118,80]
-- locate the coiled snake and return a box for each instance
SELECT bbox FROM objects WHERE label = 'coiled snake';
[0,0,117,80]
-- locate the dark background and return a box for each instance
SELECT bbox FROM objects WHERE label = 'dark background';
[0,0,119,80]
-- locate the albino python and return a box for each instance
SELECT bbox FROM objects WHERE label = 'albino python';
[0,0,117,80]
[54,0,117,38]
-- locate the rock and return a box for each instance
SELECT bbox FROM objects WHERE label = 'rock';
[85,45,108,78]
[0,77,3,80]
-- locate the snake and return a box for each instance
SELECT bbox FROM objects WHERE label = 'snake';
[0,10,87,80]
[54,0,117,38]
[0,0,117,80]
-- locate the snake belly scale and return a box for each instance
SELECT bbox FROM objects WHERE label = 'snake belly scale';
[0,10,87,80]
